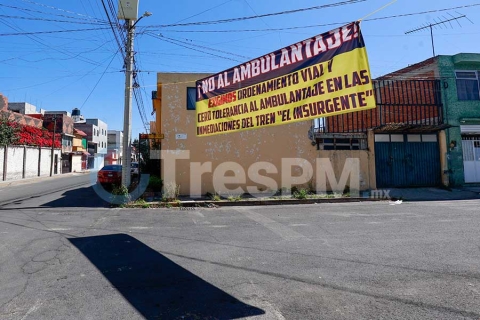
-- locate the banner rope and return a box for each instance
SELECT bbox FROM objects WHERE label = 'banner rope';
[358,0,398,22]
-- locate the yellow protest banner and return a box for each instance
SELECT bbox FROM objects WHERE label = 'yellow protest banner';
[196,21,375,137]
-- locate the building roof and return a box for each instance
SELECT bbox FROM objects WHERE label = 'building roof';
[377,57,437,80]
[74,128,87,137]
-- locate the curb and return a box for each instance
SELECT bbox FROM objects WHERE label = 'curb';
[125,197,384,208]
[0,170,91,187]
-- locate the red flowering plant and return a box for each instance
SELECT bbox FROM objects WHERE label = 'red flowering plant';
[14,124,61,148]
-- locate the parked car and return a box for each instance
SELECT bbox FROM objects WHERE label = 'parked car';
[97,165,122,187]
[131,162,139,176]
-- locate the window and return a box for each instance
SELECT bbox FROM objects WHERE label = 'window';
[455,71,480,100]
[186,87,196,110]
[318,137,367,150]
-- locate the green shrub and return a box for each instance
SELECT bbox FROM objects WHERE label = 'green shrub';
[227,194,242,202]
[206,192,222,201]
[293,188,309,199]
[148,176,163,191]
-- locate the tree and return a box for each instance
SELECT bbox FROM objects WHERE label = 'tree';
[0,115,19,147]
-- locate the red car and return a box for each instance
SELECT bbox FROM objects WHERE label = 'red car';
[97,165,122,187]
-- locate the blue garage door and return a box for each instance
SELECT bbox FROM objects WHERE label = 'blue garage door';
[375,134,441,188]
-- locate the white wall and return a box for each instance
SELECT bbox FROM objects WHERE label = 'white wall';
[39,148,51,176]
[1,146,61,181]
[93,154,104,170]
[25,146,39,178]
[6,146,24,180]
[0,147,4,178]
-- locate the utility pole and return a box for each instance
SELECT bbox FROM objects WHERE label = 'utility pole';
[118,0,151,188]
[50,114,57,177]
[121,19,134,188]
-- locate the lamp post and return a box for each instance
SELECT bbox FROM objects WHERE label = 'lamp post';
[121,10,152,188]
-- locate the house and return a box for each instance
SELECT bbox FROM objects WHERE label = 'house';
[378,53,480,186]
[42,111,75,173]
[153,73,360,197]
[106,130,123,165]
[74,116,108,170]
[70,128,89,172]
[2,100,43,128]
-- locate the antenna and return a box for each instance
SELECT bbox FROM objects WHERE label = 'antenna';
[405,13,472,57]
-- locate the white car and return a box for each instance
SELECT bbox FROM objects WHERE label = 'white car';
[130,162,139,176]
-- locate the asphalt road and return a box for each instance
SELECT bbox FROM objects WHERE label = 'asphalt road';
[0,177,480,319]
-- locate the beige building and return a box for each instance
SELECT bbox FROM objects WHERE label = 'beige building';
[154,73,375,197]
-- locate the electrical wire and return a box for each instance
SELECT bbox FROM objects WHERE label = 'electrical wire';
[173,0,234,24]
[145,32,245,63]
[0,14,108,25]
[146,0,365,28]
[147,3,480,33]
[0,27,111,36]
[20,0,101,22]
[79,51,120,110]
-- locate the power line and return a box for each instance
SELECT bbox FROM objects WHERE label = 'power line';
[80,51,120,110]
[0,13,108,25]
[146,0,365,28]
[0,27,111,36]
[145,32,244,63]
[156,34,252,60]
[0,3,107,23]
[173,0,234,24]
[20,0,101,21]
[147,3,480,33]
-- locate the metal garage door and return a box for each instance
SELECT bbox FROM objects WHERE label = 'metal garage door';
[375,134,441,188]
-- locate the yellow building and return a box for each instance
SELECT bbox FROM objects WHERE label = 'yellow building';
[153,73,376,197]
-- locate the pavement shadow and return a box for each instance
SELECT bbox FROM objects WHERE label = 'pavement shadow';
[39,186,111,208]
[69,234,265,320]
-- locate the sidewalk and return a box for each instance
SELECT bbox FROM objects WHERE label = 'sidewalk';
[0,170,91,188]
[387,187,480,201]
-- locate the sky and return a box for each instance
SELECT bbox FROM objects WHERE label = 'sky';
[1,0,480,139]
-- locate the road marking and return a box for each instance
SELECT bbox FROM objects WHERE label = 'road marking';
[235,209,308,241]
[129,226,151,230]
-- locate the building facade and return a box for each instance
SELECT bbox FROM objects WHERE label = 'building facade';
[106,130,123,165]
[154,73,373,196]
[379,53,480,185]
[74,118,108,170]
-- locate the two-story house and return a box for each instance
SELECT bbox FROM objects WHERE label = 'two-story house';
[106,130,123,165]
[74,117,108,170]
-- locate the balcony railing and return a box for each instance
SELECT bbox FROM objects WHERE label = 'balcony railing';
[315,79,444,134]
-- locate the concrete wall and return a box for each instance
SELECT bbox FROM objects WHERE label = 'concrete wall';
[1,146,60,181]
[6,147,23,180]
[0,147,3,178]
[158,73,374,196]
[25,146,39,178]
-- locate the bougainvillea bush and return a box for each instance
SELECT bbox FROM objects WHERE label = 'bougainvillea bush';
[0,118,60,148]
